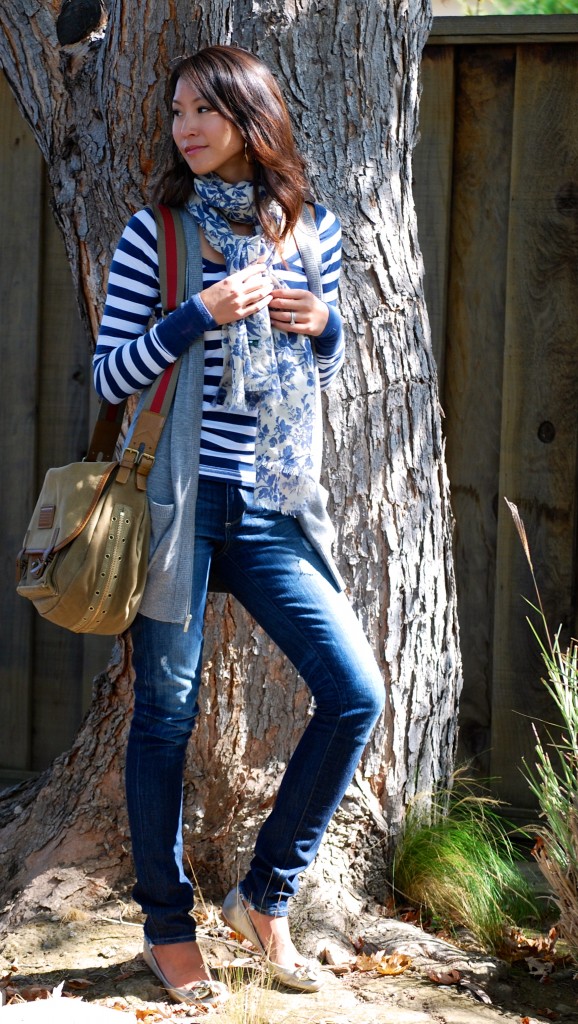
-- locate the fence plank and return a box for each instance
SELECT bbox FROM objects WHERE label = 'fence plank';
[492,44,578,805]
[443,47,516,776]
[0,74,43,770]
[429,14,578,46]
[414,47,455,384]
[30,197,93,768]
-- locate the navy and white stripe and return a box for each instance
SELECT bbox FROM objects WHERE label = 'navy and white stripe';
[199,259,256,484]
[94,204,343,486]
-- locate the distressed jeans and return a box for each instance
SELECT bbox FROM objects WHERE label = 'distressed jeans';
[126,477,385,945]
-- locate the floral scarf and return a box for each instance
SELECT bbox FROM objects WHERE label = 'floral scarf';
[185,174,318,514]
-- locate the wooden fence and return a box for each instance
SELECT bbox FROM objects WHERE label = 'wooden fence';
[2,16,578,813]
[0,73,113,782]
[414,15,578,810]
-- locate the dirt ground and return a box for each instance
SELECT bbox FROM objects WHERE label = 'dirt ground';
[1,896,576,1024]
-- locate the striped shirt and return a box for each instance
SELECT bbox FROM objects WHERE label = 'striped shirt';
[94,204,344,486]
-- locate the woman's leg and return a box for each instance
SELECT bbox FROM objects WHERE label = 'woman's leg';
[126,481,229,960]
[126,612,206,946]
[215,495,385,920]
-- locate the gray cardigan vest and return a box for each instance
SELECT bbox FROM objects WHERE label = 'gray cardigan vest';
[128,206,344,627]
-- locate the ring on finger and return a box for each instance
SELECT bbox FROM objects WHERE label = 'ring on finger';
[290,310,296,325]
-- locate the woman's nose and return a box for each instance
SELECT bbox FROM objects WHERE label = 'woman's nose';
[178,114,197,137]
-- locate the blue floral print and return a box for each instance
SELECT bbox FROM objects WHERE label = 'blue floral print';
[186,175,318,513]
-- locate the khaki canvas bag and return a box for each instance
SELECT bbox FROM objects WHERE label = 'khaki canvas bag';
[15,206,186,635]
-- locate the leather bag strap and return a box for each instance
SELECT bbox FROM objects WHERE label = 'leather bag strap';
[86,205,186,464]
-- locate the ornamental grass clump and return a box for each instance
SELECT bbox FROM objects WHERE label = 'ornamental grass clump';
[217,971,276,1024]
[392,777,538,951]
[506,498,578,963]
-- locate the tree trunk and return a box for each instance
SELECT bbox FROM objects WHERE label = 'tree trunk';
[0,0,461,936]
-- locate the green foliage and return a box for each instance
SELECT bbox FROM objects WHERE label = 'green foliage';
[392,777,539,951]
[461,0,578,13]
[506,498,578,963]
[490,0,578,12]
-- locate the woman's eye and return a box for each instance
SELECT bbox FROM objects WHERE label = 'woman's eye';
[172,109,182,117]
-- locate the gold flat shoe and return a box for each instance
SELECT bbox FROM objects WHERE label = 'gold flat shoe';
[222,885,324,993]
[142,937,229,1005]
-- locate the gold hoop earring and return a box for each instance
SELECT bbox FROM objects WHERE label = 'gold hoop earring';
[244,141,250,163]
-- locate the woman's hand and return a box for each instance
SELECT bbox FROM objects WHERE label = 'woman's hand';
[200,262,274,325]
[269,288,329,337]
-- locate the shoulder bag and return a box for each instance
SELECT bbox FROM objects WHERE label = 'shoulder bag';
[15,205,186,635]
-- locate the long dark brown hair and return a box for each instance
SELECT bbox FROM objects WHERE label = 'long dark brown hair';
[152,45,310,244]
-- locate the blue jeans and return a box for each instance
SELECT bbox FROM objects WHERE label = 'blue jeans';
[126,478,384,945]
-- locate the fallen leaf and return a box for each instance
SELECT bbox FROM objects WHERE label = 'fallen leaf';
[65,978,95,990]
[320,943,355,969]
[354,950,413,976]
[502,927,559,962]
[428,969,462,986]
[527,957,555,980]
[19,986,52,1001]
[223,926,256,950]
[0,964,18,984]
[375,952,413,976]
[325,962,352,975]
[135,1009,177,1021]
[399,908,419,924]
[375,898,396,918]
[355,953,379,972]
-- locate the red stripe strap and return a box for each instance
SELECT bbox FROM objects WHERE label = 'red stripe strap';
[150,362,176,415]
[159,205,178,311]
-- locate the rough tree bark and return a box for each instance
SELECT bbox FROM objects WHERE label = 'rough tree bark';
[0,0,462,940]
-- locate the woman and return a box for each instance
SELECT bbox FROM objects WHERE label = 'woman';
[94,44,384,1007]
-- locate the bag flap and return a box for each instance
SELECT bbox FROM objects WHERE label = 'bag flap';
[22,461,118,554]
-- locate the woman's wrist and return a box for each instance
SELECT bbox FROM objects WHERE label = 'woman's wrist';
[315,304,341,344]
[152,293,218,357]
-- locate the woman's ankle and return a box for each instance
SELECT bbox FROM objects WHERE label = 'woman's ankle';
[152,939,211,985]
[246,908,306,966]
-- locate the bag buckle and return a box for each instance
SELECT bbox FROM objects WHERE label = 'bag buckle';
[117,443,156,489]
[124,445,155,469]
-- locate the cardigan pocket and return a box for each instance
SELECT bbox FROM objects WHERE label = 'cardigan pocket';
[147,497,176,570]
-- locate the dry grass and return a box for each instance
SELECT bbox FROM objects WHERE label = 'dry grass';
[216,970,276,1024]
[506,498,578,963]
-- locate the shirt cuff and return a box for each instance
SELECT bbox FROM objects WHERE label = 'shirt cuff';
[315,305,343,354]
[152,293,218,357]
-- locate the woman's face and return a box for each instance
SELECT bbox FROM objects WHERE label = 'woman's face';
[172,76,247,184]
